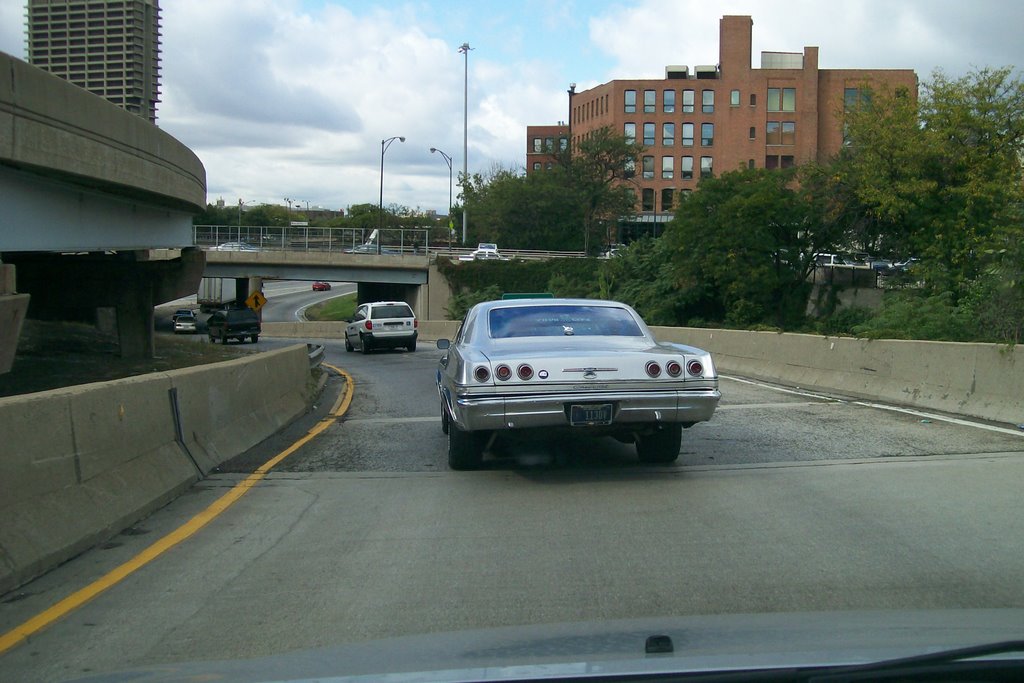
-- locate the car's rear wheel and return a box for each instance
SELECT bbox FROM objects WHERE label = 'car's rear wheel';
[220,331,228,345]
[635,424,682,464]
[448,425,484,470]
[345,336,354,352]
[440,401,450,435]
[250,334,259,343]
[360,335,372,354]
[407,339,417,352]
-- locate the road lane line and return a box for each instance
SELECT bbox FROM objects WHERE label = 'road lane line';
[0,364,354,656]
[722,374,1024,437]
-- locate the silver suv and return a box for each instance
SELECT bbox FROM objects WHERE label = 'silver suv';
[345,301,418,353]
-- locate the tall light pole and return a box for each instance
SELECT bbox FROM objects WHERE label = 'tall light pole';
[430,147,453,251]
[459,42,472,245]
[378,135,405,255]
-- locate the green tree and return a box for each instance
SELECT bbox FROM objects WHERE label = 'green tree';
[663,167,836,328]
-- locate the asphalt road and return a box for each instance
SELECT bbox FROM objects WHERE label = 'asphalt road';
[2,339,1024,681]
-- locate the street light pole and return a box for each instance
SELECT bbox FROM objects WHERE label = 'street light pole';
[430,147,453,251]
[459,42,472,245]
[378,135,405,255]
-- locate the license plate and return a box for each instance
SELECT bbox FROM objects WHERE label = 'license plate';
[570,403,613,426]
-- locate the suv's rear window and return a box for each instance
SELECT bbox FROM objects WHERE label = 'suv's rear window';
[372,305,413,318]
[488,305,643,339]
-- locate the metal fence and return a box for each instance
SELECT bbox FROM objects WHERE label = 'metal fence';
[192,226,586,260]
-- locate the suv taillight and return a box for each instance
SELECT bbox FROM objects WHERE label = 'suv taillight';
[364,320,373,330]
[414,319,418,328]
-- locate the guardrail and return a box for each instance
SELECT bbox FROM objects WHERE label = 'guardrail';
[306,342,325,369]
[193,226,585,261]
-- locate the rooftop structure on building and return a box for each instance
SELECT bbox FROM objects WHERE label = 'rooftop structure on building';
[26,0,161,124]
[527,15,917,242]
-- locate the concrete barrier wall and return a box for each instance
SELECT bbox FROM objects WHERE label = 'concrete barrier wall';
[651,326,1024,425]
[262,320,461,341]
[0,344,315,594]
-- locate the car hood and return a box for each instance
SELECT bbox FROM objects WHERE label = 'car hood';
[67,609,1024,682]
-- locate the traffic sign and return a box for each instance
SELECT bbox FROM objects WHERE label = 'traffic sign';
[245,291,267,312]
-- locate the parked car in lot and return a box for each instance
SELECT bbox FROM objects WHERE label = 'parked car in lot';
[171,309,197,334]
[212,241,259,252]
[312,281,332,291]
[206,307,261,344]
[435,298,721,470]
[459,242,507,261]
[344,301,418,353]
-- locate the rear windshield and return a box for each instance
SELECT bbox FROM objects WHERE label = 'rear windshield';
[488,305,643,339]
[372,305,413,319]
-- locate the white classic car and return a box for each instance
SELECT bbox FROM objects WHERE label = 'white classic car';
[435,298,721,469]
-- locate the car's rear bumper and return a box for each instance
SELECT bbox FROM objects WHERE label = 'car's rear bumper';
[365,330,417,348]
[446,388,720,431]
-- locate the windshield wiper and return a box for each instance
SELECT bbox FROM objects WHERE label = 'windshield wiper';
[809,640,1024,682]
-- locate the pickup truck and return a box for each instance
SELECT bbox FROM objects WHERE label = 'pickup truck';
[459,243,507,261]
[206,307,261,344]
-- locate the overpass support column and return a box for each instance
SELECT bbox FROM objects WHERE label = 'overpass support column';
[1,263,31,374]
[115,272,155,359]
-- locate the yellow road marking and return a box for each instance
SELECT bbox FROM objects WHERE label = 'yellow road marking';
[0,364,354,656]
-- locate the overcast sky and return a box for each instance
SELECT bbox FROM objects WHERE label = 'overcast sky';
[1,0,1022,215]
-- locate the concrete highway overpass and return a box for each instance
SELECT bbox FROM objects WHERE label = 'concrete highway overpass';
[0,50,206,368]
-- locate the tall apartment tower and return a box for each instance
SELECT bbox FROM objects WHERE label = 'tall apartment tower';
[26,0,161,124]
[528,15,917,242]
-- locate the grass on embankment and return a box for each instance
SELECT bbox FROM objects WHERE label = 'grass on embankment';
[303,292,358,321]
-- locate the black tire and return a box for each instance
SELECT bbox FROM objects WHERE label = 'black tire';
[448,425,484,470]
[636,424,682,464]
[220,331,228,345]
[407,339,417,352]
[345,336,354,352]
[440,401,450,435]
[250,334,259,343]
[360,335,372,354]
[208,334,215,343]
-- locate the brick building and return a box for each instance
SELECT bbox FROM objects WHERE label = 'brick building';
[527,15,917,242]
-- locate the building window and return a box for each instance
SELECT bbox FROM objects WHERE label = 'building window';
[643,122,655,146]
[661,188,674,212]
[730,89,740,107]
[782,155,795,168]
[844,87,871,110]
[766,121,781,145]
[750,93,756,106]
[701,122,714,146]
[781,121,795,145]
[624,157,636,178]
[533,162,541,171]
[559,136,568,150]
[748,159,755,169]
[749,126,756,140]
[702,89,715,113]
[642,155,655,179]
[545,137,554,151]
[662,155,674,179]
[767,87,796,112]
[644,89,656,113]
[545,162,553,170]
[663,89,675,113]
[682,89,694,113]
[624,122,636,144]
[700,156,713,178]
[662,122,675,146]
[624,89,636,113]
[765,155,796,170]
[681,122,694,147]
[642,188,655,211]
[681,156,693,180]
[532,137,541,152]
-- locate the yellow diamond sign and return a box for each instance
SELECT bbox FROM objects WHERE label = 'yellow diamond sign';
[245,290,267,312]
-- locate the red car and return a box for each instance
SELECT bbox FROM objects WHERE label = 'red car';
[312,281,332,291]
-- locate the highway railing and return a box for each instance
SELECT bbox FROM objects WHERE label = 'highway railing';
[193,226,586,260]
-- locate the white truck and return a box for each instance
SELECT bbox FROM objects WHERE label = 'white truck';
[197,277,235,311]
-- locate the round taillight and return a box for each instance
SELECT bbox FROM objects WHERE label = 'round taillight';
[364,320,373,330]
[645,361,662,378]
[495,364,512,381]
[687,360,704,376]
[666,360,682,377]
[517,364,534,380]
[474,366,490,382]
